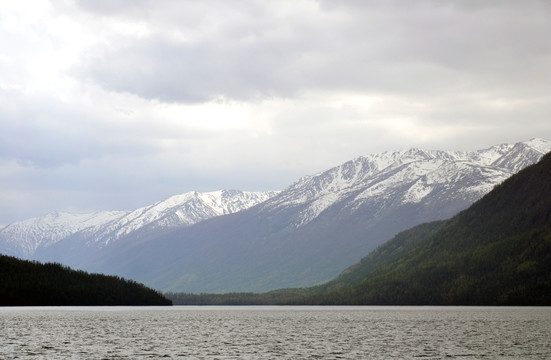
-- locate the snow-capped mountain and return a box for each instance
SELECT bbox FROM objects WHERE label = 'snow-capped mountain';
[80,138,550,293]
[2,139,549,294]
[76,189,278,247]
[0,190,278,258]
[263,138,549,229]
[0,210,127,258]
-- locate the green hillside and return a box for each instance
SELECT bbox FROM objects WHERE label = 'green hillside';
[169,152,551,305]
[0,255,171,306]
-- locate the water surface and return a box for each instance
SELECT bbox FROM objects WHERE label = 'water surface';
[1,306,550,359]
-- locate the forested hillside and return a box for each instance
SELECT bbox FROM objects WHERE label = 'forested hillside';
[0,255,171,306]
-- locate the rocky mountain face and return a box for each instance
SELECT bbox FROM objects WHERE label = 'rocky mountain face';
[263,138,551,228]
[0,190,277,259]
[71,139,551,293]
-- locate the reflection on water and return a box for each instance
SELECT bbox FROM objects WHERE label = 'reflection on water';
[1,306,550,359]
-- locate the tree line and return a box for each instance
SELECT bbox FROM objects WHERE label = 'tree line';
[0,255,171,306]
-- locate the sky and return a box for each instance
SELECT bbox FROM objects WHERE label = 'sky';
[1,0,551,224]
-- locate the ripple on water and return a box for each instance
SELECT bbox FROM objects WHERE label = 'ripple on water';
[0,306,550,359]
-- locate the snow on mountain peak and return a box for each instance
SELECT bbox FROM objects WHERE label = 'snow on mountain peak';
[266,139,551,228]
[0,190,278,256]
[196,189,278,215]
[523,138,551,154]
[71,189,279,247]
[2,139,549,259]
[0,210,128,258]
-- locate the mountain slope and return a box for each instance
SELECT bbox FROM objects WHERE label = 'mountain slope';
[313,151,551,305]
[0,190,277,261]
[84,139,551,293]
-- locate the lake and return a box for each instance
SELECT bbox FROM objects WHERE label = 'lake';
[1,306,550,359]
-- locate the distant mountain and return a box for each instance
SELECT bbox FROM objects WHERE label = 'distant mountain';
[309,150,551,305]
[0,254,171,306]
[80,139,551,293]
[169,150,551,306]
[69,189,279,248]
[0,190,278,259]
[0,210,126,259]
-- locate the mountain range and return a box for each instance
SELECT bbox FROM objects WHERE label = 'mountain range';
[0,190,278,259]
[170,147,551,305]
[1,138,550,293]
[312,148,551,305]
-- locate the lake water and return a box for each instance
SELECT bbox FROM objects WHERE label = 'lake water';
[1,306,550,359]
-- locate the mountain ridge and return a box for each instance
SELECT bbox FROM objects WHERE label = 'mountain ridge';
[169,149,551,305]
[77,138,551,292]
[314,150,551,305]
[0,189,278,258]
[262,138,548,229]
[1,138,549,293]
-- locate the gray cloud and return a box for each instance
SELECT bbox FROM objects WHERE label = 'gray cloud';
[0,88,208,169]
[75,0,551,104]
[72,0,153,16]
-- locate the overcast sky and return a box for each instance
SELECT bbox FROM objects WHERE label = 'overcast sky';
[1,0,551,224]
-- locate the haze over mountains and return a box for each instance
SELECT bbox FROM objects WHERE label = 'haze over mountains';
[1,139,549,293]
